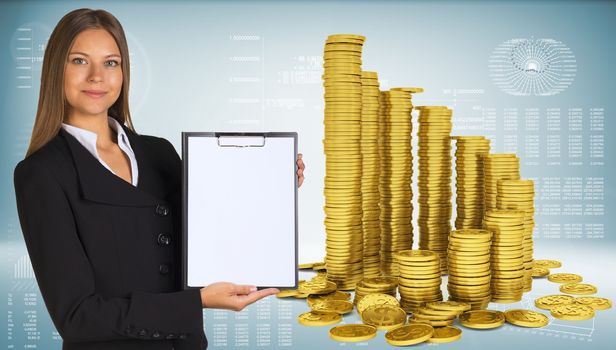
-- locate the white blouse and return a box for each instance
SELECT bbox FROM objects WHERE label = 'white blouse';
[61,116,139,186]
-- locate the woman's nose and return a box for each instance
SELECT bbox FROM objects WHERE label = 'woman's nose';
[87,64,103,83]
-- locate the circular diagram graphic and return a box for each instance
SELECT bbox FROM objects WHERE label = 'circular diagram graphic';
[489,38,576,96]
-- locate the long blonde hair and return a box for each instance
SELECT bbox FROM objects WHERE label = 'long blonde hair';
[26,8,135,158]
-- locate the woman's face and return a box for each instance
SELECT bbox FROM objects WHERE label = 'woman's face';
[64,28,123,120]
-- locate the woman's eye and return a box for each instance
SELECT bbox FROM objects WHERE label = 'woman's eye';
[105,60,120,67]
[72,57,86,64]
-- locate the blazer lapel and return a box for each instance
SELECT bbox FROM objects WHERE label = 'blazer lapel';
[60,127,161,207]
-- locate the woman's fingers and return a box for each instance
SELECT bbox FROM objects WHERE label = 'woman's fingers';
[297,153,305,187]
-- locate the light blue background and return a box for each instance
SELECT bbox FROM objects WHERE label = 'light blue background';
[1,0,615,349]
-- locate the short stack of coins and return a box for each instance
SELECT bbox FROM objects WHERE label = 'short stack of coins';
[393,250,443,313]
[416,106,453,273]
[447,229,492,310]
[410,301,471,327]
[452,136,491,229]
[483,210,526,303]
[360,71,382,278]
[353,276,399,305]
[322,34,366,290]
[497,179,535,292]
[484,154,520,210]
[378,89,418,276]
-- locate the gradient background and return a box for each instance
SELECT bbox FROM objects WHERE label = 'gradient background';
[1,0,615,349]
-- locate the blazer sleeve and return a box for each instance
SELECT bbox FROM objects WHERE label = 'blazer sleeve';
[13,159,204,343]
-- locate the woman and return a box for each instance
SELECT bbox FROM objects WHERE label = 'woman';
[13,8,305,350]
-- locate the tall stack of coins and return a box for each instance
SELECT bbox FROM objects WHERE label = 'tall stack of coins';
[416,106,453,273]
[447,229,492,310]
[483,210,526,303]
[452,136,491,229]
[322,34,366,290]
[484,154,520,210]
[378,89,419,276]
[394,250,443,313]
[360,71,381,278]
[497,180,535,292]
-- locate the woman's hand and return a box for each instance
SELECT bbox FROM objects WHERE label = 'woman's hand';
[297,153,305,187]
[200,282,279,311]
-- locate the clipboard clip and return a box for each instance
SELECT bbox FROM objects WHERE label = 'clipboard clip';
[217,136,266,148]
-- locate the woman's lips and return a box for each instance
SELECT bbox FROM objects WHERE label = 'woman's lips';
[83,90,107,98]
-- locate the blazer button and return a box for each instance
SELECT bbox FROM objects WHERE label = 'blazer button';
[157,233,171,246]
[165,333,176,339]
[138,329,147,337]
[179,333,187,339]
[159,263,170,274]
[155,204,170,216]
[152,330,161,339]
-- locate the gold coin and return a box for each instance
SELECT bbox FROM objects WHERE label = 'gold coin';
[548,273,583,284]
[384,324,434,346]
[362,276,399,288]
[533,259,562,268]
[329,324,377,342]
[550,304,595,321]
[534,294,576,310]
[575,297,612,310]
[311,300,354,314]
[427,326,462,343]
[361,304,407,330]
[394,249,439,261]
[307,290,351,306]
[560,283,597,295]
[298,280,338,295]
[357,293,400,314]
[297,311,342,326]
[504,309,549,328]
[532,267,550,277]
[459,310,505,329]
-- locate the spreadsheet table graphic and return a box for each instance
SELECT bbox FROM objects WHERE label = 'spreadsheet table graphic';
[1,1,615,349]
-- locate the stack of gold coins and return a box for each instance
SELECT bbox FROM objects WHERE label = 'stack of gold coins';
[416,106,453,273]
[353,276,398,305]
[483,210,526,303]
[378,89,421,276]
[409,301,470,327]
[484,154,520,210]
[497,179,535,293]
[322,34,366,290]
[394,250,443,313]
[452,136,491,229]
[447,229,492,310]
[360,71,381,278]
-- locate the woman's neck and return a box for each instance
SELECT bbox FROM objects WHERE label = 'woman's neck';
[65,112,117,148]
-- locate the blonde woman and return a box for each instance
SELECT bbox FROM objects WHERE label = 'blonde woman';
[14,8,305,350]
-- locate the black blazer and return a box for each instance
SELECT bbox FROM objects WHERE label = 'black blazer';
[14,123,207,350]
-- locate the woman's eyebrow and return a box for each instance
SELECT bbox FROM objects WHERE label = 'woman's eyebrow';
[68,51,121,58]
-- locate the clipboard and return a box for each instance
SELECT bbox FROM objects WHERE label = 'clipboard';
[181,132,298,290]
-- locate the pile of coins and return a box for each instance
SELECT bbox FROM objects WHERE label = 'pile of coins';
[378,89,418,276]
[447,229,492,310]
[322,34,366,290]
[409,300,471,327]
[416,106,453,273]
[353,276,398,305]
[360,71,382,278]
[497,179,535,292]
[483,210,526,303]
[452,136,491,229]
[393,250,443,313]
[484,154,520,210]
